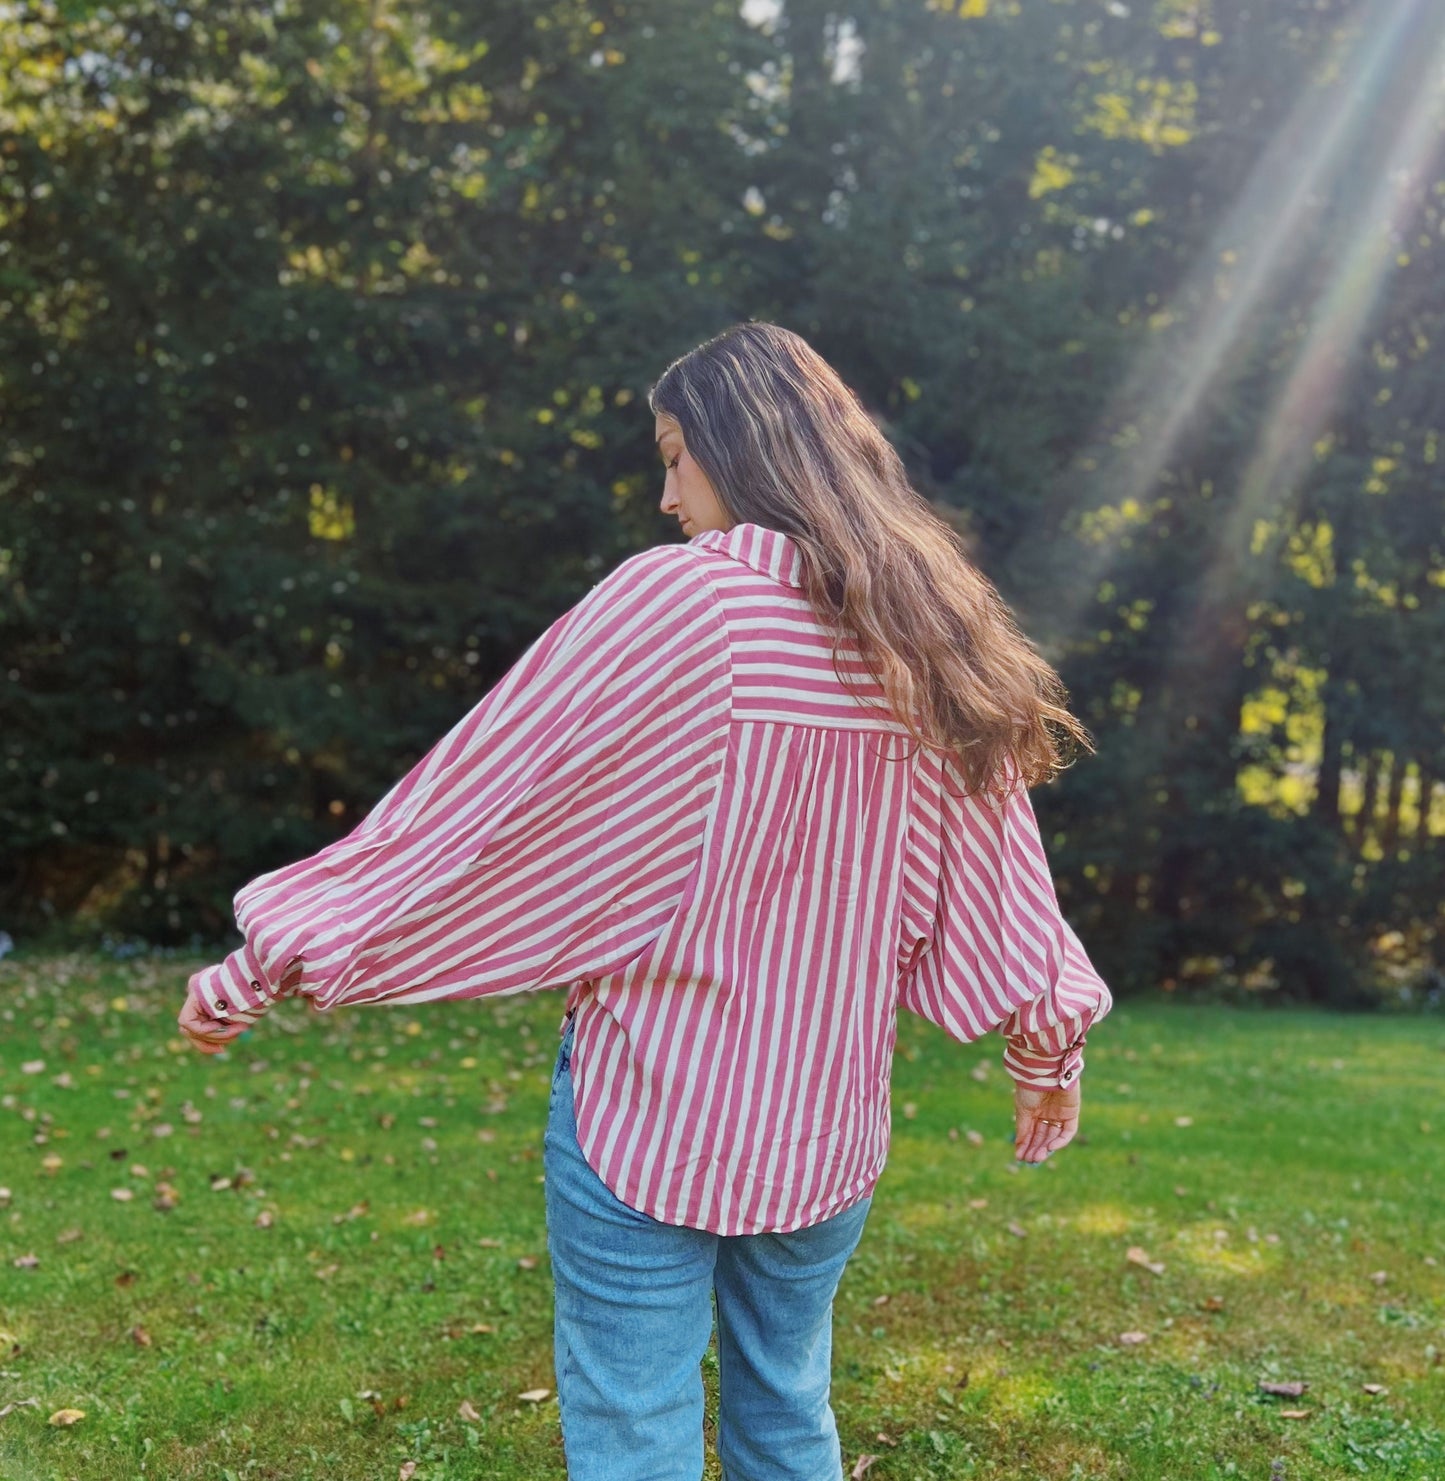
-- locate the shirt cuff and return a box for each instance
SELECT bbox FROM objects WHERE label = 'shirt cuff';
[1002,1035,1086,1091]
[189,941,285,1025]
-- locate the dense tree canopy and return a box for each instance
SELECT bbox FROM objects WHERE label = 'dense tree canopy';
[2,0,1441,1004]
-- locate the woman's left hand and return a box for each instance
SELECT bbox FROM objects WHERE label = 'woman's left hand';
[1013,1080,1082,1163]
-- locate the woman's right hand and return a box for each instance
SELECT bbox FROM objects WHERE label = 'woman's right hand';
[1012,1080,1081,1163]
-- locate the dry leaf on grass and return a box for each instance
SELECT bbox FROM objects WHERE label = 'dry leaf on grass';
[13,1254,38,1269]
[1126,1245,1166,1276]
[48,1408,85,1426]
[457,1399,481,1421]
[518,1388,551,1403]
[0,1398,39,1419]
[851,1456,880,1478]
[1007,1221,1028,1239]
[1201,1295,1225,1312]
[1363,1383,1388,1395]
[1279,1409,1311,1420]
[399,1463,417,1481]
[1259,1381,1309,1398]
[1118,1331,1149,1345]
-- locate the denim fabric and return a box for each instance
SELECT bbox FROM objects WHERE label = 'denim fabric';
[543,1012,872,1481]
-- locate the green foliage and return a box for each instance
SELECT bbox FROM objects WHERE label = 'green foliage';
[0,0,1441,998]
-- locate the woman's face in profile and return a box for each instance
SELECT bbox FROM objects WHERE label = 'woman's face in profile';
[655,413,733,535]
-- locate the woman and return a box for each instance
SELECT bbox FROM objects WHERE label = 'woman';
[179,320,1111,1480]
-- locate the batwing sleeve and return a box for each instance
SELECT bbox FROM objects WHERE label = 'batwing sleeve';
[188,544,731,1024]
[897,766,1112,1090]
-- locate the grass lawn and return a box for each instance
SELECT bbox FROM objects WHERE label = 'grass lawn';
[0,952,1442,1481]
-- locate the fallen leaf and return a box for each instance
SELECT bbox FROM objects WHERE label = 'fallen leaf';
[1173,1185,1189,1197]
[111,1188,134,1202]
[254,1210,274,1229]
[969,1063,989,1082]
[13,1254,39,1270]
[402,1208,433,1226]
[130,1325,151,1347]
[1362,1383,1387,1395]
[477,1237,502,1248]
[1259,1381,1309,1398]
[1126,1245,1166,1276]
[518,1388,550,1403]
[967,1197,988,1209]
[851,1456,880,1479]
[55,1227,83,1244]
[115,1270,138,1286]
[1118,1331,1149,1345]
[469,1323,495,1334]
[1369,1270,1388,1285]
[872,1294,890,1307]
[40,1154,62,1176]
[399,1464,417,1481]
[1174,1115,1193,1127]
[21,1060,45,1075]
[458,1399,481,1421]
[1006,1221,1028,1239]
[965,1129,984,1147]
[1279,1409,1311,1420]
[314,1263,340,1281]
[333,1201,369,1224]
[0,1397,40,1419]
[48,1408,85,1426]
[209,1176,232,1192]
[902,1102,917,1119]
[1201,1295,1225,1312]
[517,1256,539,1270]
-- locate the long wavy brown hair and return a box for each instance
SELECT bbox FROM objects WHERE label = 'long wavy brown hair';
[648,320,1093,801]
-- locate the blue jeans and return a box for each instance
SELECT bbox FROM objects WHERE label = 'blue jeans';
[543,1011,872,1481]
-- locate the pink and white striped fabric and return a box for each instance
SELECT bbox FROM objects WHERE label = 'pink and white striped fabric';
[190,522,1111,1234]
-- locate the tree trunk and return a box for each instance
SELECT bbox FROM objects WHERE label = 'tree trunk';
[1381,754,1408,857]
[1315,680,1345,832]
[1415,769,1437,848]
[1358,752,1383,846]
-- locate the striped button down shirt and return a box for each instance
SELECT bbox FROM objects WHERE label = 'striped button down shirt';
[191,521,1111,1235]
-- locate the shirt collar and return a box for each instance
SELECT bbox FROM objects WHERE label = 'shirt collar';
[688,522,804,589]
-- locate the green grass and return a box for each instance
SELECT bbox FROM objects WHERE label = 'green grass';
[1,953,1442,1480]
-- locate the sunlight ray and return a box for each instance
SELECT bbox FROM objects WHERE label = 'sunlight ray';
[1034,0,1435,646]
